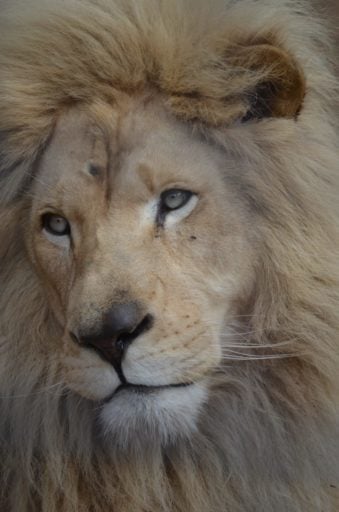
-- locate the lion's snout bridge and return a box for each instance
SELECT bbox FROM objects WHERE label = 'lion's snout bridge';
[73,302,154,368]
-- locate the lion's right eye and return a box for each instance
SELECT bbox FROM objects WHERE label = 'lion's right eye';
[42,213,70,237]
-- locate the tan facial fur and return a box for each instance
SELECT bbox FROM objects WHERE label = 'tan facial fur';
[26,100,254,434]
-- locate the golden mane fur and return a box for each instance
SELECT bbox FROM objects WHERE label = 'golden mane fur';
[1,1,339,511]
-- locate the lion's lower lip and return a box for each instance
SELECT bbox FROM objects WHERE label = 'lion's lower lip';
[103,382,192,403]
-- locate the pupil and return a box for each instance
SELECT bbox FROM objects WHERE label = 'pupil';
[53,218,64,229]
[169,192,180,202]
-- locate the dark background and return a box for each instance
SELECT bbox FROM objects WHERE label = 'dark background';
[326,0,339,38]
[321,0,338,110]
[319,0,339,61]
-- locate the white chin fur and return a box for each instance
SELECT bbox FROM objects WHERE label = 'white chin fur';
[99,382,208,448]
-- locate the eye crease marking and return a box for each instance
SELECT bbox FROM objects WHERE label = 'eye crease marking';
[141,198,159,226]
[137,164,156,194]
[83,131,109,181]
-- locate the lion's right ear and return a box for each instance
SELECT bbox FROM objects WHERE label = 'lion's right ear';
[229,43,306,122]
[168,41,306,126]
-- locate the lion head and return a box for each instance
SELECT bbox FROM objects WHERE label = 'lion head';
[23,98,259,445]
[1,1,339,511]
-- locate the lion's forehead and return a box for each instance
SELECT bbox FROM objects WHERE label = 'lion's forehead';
[34,101,226,206]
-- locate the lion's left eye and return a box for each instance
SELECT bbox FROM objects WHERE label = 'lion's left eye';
[156,188,198,227]
[160,189,193,211]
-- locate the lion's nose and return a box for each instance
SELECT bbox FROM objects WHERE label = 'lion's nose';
[73,303,153,368]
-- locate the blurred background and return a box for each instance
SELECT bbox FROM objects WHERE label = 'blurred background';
[326,1,338,35]
[315,0,338,110]
[319,0,339,56]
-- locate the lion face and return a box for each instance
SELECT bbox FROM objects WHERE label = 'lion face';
[25,97,254,443]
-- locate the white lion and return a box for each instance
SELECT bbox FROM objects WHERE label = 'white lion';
[0,1,338,511]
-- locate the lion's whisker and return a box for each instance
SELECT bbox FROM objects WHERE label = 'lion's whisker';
[0,381,66,399]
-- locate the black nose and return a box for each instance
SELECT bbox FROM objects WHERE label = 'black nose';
[74,303,153,368]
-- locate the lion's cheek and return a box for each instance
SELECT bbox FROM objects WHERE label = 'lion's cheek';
[27,238,73,323]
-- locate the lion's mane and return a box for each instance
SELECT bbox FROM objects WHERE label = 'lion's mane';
[0,1,339,511]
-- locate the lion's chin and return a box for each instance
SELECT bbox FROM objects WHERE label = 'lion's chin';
[99,382,208,448]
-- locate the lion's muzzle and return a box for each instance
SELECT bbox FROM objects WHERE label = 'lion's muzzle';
[71,302,154,375]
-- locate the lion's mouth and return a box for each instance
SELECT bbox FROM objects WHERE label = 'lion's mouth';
[103,381,192,403]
